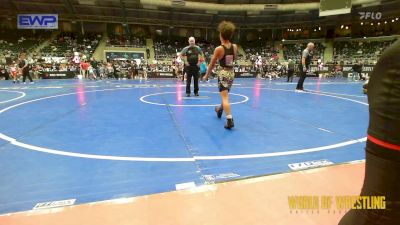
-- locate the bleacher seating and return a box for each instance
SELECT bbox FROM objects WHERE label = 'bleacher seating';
[283,42,325,62]
[106,34,146,48]
[0,29,50,62]
[333,39,396,64]
[41,32,101,59]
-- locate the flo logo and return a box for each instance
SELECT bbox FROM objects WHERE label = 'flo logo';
[359,12,382,20]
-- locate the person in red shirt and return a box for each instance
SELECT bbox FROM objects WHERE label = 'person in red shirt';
[80,60,89,79]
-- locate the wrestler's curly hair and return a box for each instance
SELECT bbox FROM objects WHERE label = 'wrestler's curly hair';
[218,21,236,41]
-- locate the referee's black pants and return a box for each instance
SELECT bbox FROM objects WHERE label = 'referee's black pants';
[287,69,294,82]
[186,65,199,95]
[22,70,33,82]
[296,67,307,90]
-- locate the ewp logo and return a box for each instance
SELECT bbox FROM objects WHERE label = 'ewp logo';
[18,14,58,29]
[359,12,382,20]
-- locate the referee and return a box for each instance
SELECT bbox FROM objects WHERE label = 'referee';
[181,37,204,97]
[296,42,314,92]
[19,51,34,84]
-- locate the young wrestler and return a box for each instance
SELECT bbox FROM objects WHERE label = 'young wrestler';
[203,21,237,129]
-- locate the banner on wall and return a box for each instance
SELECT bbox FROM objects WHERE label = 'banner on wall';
[40,71,75,79]
[105,52,145,61]
[18,14,58,29]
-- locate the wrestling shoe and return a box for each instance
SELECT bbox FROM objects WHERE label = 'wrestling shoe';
[224,118,234,129]
[215,106,223,118]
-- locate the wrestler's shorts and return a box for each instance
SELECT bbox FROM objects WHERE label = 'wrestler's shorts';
[217,70,235,92]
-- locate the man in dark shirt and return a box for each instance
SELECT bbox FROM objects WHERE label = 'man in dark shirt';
[0,65,9,80]
[296,43,314,92]
[352,62,363,81]
[90,58,99,78]
[19,51,33,84]
[146,48,150,59]
[181,37,204,97]
[287,59,295,82]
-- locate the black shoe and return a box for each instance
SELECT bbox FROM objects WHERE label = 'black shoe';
[215,106,223,118]
[186,93,190,97]
[194,93,199,97]
[224,118,234,129]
